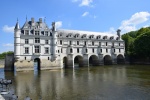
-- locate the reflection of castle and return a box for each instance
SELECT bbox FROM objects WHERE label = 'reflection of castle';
[14,18,125,71]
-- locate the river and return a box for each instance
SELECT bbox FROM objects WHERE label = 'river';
[0,65,150,100]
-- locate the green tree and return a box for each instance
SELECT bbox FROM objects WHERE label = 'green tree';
[136,27,150,37]
[134,32,150,57]
[0,51,14,59]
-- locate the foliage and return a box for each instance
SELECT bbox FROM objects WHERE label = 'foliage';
[134,32,150,57]
[122,27,150,58]
[0,51,14,59]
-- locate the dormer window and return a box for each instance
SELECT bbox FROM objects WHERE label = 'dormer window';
[45,31,48,36]
[89,35,94,39]
[75,34,79,38]
[110,36,114,40]
[103,36,107,40]
[96,35,101,39]
[25,30,29,35]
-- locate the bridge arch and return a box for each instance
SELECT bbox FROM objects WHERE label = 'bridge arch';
[63,56,68,68]
[74,55,83,68]
[89,55,99,66]
[117,54,125,64]
[103,55,112,65]
[34,58,41,70]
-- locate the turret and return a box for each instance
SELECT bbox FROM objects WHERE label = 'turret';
[117,29,121,40]
[14,19,21,60]
[51,22,58,60]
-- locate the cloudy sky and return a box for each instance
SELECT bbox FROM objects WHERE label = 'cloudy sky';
[0,0,150,53]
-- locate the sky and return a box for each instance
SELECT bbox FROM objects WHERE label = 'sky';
[0,0,150,53]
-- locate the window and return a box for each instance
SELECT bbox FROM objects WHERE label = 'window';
[35,31,39,35]
[25,39,29,44]
[106,42,107,46]
[60,40,62,45]
[50,32,52,36]
[25,47,29,54]
[92,41,94,46]
[84,41,86,45]
[25,30,29,35]
[99,42,101,46]
[45,40,49,44]
[77,48,79,53]
[45,31,48,36]
[58,50,59,53]
[61,48,63,53]
[25,57,26,60]
[45,47,49,54]
[106,49,108,53]
[77,41,79,45]
[114,49,115,53]
[70,41,72,45]
[48,57,49,60]
[119,43,120,46]
[100,49,102,53]
[92,48,94,53]
[35,38,40,43]
[85,49,88,53]
[119,49,121,53]
[70,48,72,53]
[35,46,40,53]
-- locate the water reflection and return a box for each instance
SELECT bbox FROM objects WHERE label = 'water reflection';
[1,65,150,100]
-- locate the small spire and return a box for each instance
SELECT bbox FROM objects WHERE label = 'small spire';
[15,18,20,30]
[26,15,27,21]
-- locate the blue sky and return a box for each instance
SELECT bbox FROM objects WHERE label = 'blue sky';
[0,0,150,53]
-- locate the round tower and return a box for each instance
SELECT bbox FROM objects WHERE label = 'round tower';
[14,19,21,60]
[51,22,58,60]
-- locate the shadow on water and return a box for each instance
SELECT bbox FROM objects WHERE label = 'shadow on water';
[0,65,150,100]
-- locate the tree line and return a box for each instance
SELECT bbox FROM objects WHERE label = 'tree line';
[0,51,14,59]
[122,27,150,60]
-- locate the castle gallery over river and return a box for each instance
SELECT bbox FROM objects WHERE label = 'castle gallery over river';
[14,18,125,71]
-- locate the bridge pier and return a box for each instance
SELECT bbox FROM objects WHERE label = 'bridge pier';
[4,54,14,71]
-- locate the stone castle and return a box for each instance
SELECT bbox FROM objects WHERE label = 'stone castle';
[14,18,125,71]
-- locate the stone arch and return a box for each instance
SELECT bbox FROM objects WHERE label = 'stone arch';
[74,55,83,67]
[89,55,99,66]
[63,57,68,68]
[103,55,112,65]
[117,54,125,64]
[34,58,41,70]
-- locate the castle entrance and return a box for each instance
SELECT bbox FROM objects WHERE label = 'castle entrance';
[63,57,68,68]
[34,58,41,71]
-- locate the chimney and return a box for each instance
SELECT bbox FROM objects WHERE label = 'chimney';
[39,18,42,23]
[31,17,34,23]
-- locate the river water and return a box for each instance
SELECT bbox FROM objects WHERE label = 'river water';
[0,65,150,100]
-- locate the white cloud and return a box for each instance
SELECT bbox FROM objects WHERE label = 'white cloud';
[55,21,62,28]
[80,0,93,6]
[119,12,150,33]
[72,0,93,7]
[3,43,14,47]
[2,25,14,33]
[82,12,89,17]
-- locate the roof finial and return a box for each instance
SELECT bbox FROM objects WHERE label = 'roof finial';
[26,15,28,21]
[44,17,46,23]
[17,18,18,22]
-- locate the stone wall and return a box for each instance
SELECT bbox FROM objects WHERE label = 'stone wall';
[0,59,4,68]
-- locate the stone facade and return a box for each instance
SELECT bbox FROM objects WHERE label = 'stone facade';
[14,18,125,71]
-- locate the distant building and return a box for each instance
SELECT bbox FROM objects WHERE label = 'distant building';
[14,18,125,71]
